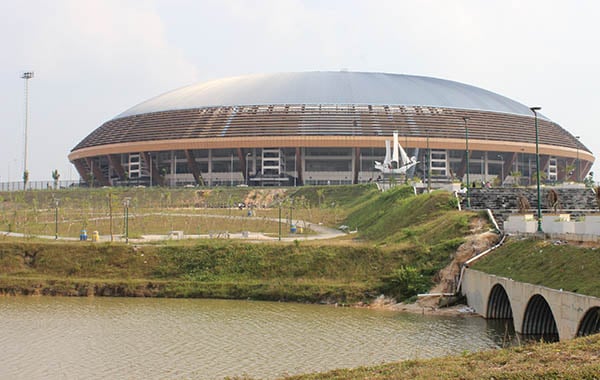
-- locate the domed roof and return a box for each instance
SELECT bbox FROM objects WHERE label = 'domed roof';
[116,71,535,119]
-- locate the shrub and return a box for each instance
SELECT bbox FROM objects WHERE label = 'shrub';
[379,265,431,301]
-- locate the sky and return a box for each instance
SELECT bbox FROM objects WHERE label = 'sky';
[1,0,599,182]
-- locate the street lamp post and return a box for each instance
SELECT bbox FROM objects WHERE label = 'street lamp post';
[463,117,471,208]
[246,152,251,186]
[123,198,131,243]
[575,136,580,182]
[426,134,431,192]
[278,201,282,241]
[530,107,543,233]
[497,155,504,187]
[21,71,34,187]
[54,198,60,240]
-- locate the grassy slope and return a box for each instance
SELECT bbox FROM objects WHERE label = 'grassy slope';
[0,186,481,303]
[471,238,600,298]
[0,240,402,302]
[283,334,600,380]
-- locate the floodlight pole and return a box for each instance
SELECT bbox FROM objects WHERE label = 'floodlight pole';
[463,117,470,208]
[530,107,543,233]
[21,71,34,184]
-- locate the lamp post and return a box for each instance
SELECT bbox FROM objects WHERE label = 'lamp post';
[575,136,580,182]
[21,71,34,186]
[230,153,234,187]
[463,117,471,208]
[149,153,152,188]
[426,134,431,192]
[530,107,543,233]
[278,201,282,241]
[481,156,484,185]
[54,198,59,240]
[123,198,131,243]
[246,152,251,186]
[497,155,504,186]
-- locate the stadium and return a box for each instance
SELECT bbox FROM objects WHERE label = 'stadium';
[69,71,594,187]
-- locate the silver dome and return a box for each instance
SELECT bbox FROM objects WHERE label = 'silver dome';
[117,71,535,119]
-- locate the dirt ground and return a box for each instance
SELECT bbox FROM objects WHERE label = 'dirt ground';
[366,217,501,316]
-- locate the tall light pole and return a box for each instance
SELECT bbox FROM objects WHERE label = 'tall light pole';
[530,107,543,233]
[426,134,431,192]
[230,153,234,187]
[497,155,504,187]
[463,117,471,208]
[278,201,282,241]
[246,152,251,186]
[149,153,153,188]
[575,135,580,182]
[21,71,34,186]
[123,198,131,243]
[54,198,60,240]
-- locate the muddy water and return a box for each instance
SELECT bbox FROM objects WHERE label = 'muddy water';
[0,297,508,379]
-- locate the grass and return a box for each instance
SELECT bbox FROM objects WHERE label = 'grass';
[7,208,289,238]
[0,239,397,302]
[281,333,600,379]
[0,185,375,237]
[471,238,600,297]
[0,185,485,303]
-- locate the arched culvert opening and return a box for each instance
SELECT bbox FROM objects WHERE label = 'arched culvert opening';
[577,307,600,337]
[522,294,559,342]
[487,284,513,319]
[486,283,516,345]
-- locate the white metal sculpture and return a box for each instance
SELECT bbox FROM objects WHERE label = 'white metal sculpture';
[374,131,418,175]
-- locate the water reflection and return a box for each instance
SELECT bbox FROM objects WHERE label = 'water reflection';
[0,297,509,379]
[485,318,518,347]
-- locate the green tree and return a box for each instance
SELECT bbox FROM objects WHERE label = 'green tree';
[51,169,60,189]
[584,172,595,188]
[380,266,430,301]
[22,170,29,189]
[316,188,325,208]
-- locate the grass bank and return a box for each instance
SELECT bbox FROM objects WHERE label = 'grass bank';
[0,186,483,303]
[471,238,600,297]
[283,333,600,380]
[0,240,406,302]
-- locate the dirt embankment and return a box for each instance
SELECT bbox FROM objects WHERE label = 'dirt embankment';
[368,218,501,316]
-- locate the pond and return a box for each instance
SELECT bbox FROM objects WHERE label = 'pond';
[0,297,510,379]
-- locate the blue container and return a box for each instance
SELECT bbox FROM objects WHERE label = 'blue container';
[80,230,88,241]
[290,224,297,233]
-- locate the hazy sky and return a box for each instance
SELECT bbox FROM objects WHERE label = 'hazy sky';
[1,0,599,182]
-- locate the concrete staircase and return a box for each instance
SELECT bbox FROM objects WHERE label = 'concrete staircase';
[458,187,598,229]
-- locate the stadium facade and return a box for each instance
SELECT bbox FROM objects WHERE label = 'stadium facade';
[69,71,594,187]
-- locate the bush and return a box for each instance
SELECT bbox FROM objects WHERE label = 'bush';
[379,265,431,301]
